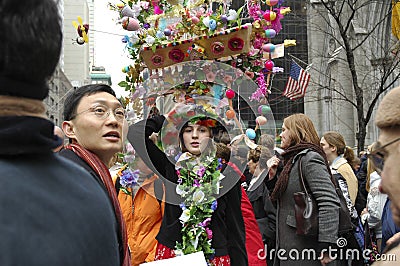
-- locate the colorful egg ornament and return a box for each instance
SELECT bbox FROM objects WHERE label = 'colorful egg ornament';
[226,110,235,119]
[246,128,256,140]
[256,116,267,125]
[266,0,279,6]
[265,29,277,38]
[225,89,235,99]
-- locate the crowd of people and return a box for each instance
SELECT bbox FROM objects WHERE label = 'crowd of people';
[3,1,400,266]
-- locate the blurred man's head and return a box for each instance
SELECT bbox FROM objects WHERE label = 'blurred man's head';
[0,0,62,100]
[374,86,400,225]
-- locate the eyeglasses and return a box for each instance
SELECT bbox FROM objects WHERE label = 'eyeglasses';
[70,105,126,122]
[366,137,400,174]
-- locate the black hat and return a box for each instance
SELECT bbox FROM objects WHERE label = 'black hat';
[0,75,49,100]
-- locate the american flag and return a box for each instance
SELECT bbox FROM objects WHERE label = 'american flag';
[282,60,311,100]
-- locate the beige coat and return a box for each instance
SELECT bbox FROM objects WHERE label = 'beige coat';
[332,157,358,205]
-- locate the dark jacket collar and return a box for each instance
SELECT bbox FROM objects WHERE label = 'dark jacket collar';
[0,116,61,155]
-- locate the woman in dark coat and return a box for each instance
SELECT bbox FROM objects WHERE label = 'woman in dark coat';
[128,105,247,266]
[269,114,341,266]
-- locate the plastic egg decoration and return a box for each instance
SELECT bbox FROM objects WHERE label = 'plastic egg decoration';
[262,10,277,21]
[264,60,275,71]
[122,17,140,31]
[265,29,277,39]
[225,89,235,99]
[226,110,235,119]
[246,128,256,140]
[122,66,130,73]
[164,28,172,36]
[262,43,275,53]
[266,0,279,6]
[258,105,271,115]
[256,116,267,125]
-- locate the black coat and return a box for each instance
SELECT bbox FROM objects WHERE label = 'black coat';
[128,115,248,265]
[247,170,276,247]
[0,116,120,265]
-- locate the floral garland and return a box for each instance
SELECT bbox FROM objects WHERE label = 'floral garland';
[174,152,223,260]
[118,167,140,195]
[117,142,140,195]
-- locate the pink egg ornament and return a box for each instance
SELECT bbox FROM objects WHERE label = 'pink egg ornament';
[122,17,140,31]
[264,60,275,71]
[256,116,267,125]
[225,89,235,99]
[262,43,275,53]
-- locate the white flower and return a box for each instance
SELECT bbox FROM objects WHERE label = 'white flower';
[193,190,205,203]
[130,33,140,45]
[179,209,191,223]
[227,10,238,21]
[145,35,155,45]
[131,4,141,17]
[202,16,210,27]
[174,249,184,256]
[176,185,186,196]
[139,1,149,10]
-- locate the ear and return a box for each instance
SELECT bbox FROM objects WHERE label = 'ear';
[62,121,76,142]
[331,145,337,154]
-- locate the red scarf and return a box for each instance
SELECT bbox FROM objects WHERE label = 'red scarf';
[65,144,130,266]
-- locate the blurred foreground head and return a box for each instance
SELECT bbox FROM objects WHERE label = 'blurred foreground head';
[0,0,62,100]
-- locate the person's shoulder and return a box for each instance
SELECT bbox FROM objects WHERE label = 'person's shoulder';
[301,149,324,162]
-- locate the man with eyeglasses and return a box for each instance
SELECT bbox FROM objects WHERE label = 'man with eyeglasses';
[372,86,400,264]
[59,84,131,265]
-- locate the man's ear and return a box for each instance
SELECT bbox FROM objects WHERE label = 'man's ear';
[62,121,76,141]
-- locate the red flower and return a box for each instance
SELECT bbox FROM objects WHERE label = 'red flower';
[196,119,217,128]
[210,41,225,55]
[168,48,185,63]
[228,37,244,51]
[151,54,164,66]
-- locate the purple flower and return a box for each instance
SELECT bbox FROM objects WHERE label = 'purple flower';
[211,200,218,211]
[143,23,150,29]
[198,218,211,227]
[193,179,201,187]
[196,166,206,178]
[216,158,223,170]
[177,177,182,184]
[179,202,187,210]
[122,35,129,43]
[119,169,140,188]
[206,227,213,239]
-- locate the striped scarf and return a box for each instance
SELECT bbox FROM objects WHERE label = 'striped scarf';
[65,144,131,266]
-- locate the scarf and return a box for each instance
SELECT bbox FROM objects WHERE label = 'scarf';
[64,144,131,266]
[0,95,46,117]
[270,141,333,201]
[0,116,61,155]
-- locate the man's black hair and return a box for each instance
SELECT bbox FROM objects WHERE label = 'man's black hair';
[63,84,117,121]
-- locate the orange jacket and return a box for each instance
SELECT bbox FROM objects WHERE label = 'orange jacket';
[117,175,164,266]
